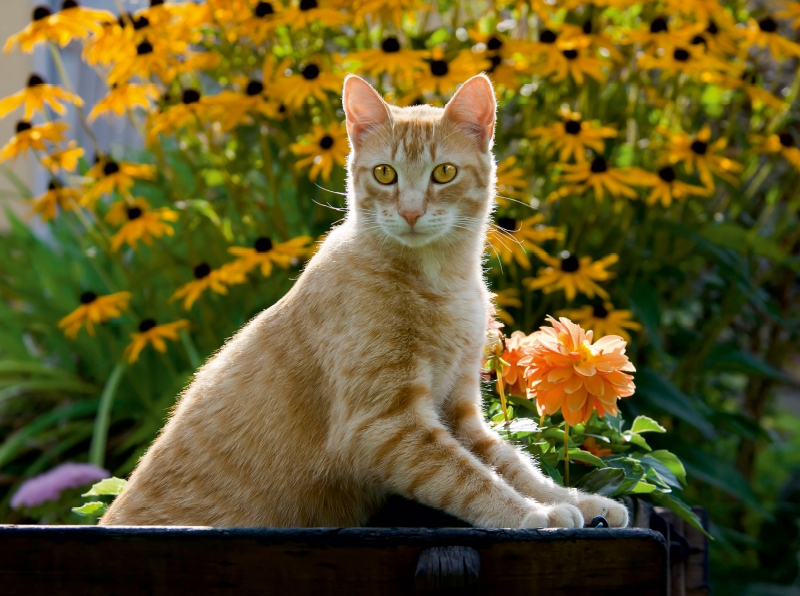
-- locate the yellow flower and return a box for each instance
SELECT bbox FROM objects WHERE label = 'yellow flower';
[622,15,684,50]
[171,263,230,310]
[291,122,349,182]
[108,38,174,85]
[105,198,179,251]
[524,253,617,302]
[228,236,314,277]
[776,1,800,29]
[495,156,530,206]
[348,37,429,77]
[686,14,740,57]
[558,302,642,343]
[487,214,562,270]
[82,17,126,67]
[749,132,800,172]
[409,48,487,98]
[665,125,742,189]
[663,0,725,25]
[4,3,111,54]
[637,44,732,79]
[536,43,607,85]
[271,63,343,109]
[88,84,159,121]
[466,32,530,92]
[41,141,84,173]
[236,2,286,43]
[30,181,80,221]
[491,288,523,326]
[148,89,215,137]
[546,158,645,202]
[82,159,157,207]
[0,121,68,163]
[528,108,617,164]
[0,75,83,120]
[58,290,132,339]
[639,166,710,207]
[203,81,281,132]
[353,0,428,26]
[741,16,800,61]
[281,0,349,31]
[124,319,190,363]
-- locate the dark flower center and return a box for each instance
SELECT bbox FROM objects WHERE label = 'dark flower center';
[706,20,718,35]
[133,16,149,30]
[487,36,503,51]
[139,319,157,332]
[61,0,79,9]
[319,135,334,150]
[33,6,52,21]
[254,237,273,252]
[497,217,517,231]
[246,80,264,96]
[582,20,593,35]
[118,13,132,27]
[80,291,97,304]
[592,303,609,318]
[540,29,557,44]
[562,49,578,60]
[691,140,707,155]
[381,37,400,53]
[488,55,502,71]
[278,104,286,114]
[255,2,274,17]
[673,48,690,62]
[48,181,58,191]
[779,132,794,148]
[16,121,32,134]
[565,120,581,135]
[193,263,211,279]
[127,207,142,220]
[690,35,707,46]
[27,74,45,87]
[658,166,676,183]
[103,161,120,176]
[182,89,201,104]
[561,255,580,272]
[299,0,318,10]
[302,64,320,80]
[590,157,608,173]
[650,17,668,34]
[137,40,154,55]
[151,0,165,6]
[430,60,449,76]
[759,18,778,33]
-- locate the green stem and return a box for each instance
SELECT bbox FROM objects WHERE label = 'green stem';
[564,423,570,488]
[89,362,127,467]
[180,330,202,370]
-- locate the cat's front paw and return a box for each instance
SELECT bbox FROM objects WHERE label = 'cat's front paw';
[520,503,584,529]
[575,494,629,528]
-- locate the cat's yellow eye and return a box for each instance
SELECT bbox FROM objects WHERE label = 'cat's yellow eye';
[373,164,397,185]
[432,163,457,184]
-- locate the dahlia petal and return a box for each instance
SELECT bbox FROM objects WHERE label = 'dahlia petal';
[563,373,584,394]
[604,370,630,386]
[593,335,626,352]
[548,366,573,383]
[574,361,596,376]
[583,373,605,397]
[565,385,588,413]
[538,384,565,414]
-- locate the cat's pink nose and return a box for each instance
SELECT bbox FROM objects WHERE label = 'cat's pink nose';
[400,209,424,227]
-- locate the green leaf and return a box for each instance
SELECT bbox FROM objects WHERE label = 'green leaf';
[635,369,717,439]
[631,415,667,434]
[575,468,625,496]
[622,431,652,452]
[82,477,127,497]
[706,344,791,383]
[540,459,563,485]
[650,491,712,539]
[629,481,657,494]
[649,450,687,488]
[641,454,683,490]
[506,394,539,414]
[566,448,607,468]
[628,282,663,356]
[72,502,107,517]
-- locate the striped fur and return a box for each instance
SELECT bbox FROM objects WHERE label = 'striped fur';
[100,75,628,529]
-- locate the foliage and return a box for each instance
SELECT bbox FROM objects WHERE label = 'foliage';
[0,0,799,591]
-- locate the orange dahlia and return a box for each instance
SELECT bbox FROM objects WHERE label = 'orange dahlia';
[521,316,635,426]
[499,331,534,398]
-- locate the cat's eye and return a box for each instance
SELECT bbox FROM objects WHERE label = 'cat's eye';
[432,163,457,184]
[373,164,397,185]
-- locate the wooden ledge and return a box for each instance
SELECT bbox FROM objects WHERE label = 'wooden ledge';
[0,526,667,595]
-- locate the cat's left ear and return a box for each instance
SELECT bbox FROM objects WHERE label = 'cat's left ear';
[444,75,497,151]
[342,75,392,149]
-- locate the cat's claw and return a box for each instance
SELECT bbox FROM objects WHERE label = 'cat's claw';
[520,503,584,529]
[575,494,629,528]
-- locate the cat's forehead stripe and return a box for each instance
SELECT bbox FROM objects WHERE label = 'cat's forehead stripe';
[392,119,437,164]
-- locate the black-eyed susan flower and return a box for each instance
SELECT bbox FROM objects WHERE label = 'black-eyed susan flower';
[487,214,562,270]
[528,107,617,164]
[546,158,646,202]
[172,263,229,310]
[665,125,742,189]
[491,288,522,326]
[228,236,314,277]
[124,319,190,363]
[0,121,68,162]
[411,48,486,97]
[0,74,83,120]
[640,166,710,207]
[777,1,800,29]
[637,44,731,79]
[272,63,343,109]
[558,302,642,342]
[467,32,528,91]
[663,0,723,25]
[741,15,800,60]
[749,132,800,172]
[521,28,565,76]
[348,37,428,77]
[82,159,157,207]
[561,21,623,63]
[88,84,159,121]
[58,290,132,339]
[82,18,126,67]
[495,156,530,206]
[236,1,285,43]
[537,42,607,85]
[291,122,349,182]
[148,89,215,137]
[4,3,110,54]
[622,15,681,50]
[204,80,281,132]
[30,181,80,221]
[688,14,740,57]
[282,0,349,31]
[524,252,617,301]
[353,0,428,26]
[108,38,173,85]
[105,198,179,251]
[40,140,83,173]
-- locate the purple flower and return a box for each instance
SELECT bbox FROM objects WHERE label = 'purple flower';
[10,463,110,508]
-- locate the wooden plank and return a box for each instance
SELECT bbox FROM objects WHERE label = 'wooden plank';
[685,508,710,596]
[0,526,667,596]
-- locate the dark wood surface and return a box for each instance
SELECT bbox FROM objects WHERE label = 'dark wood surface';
[0,525,667,595]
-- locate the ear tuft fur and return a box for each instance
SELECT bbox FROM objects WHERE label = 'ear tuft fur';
[443,75,497,151]
[342,75,392,149]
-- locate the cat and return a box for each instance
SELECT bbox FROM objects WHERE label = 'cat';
[100,74,629,529]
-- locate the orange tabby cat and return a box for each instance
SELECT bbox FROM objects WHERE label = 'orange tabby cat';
[101,75,628,529]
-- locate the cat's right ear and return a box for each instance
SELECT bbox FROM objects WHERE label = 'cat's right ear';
[342,75,391,149]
